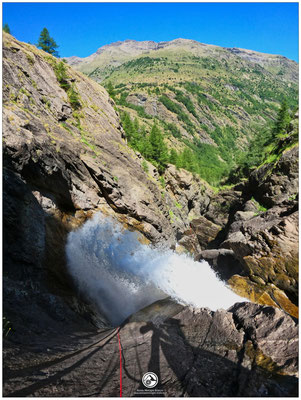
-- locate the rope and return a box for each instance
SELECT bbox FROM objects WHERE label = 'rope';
[117,329,122,397]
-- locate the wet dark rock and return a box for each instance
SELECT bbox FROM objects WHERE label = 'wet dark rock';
[196,249,244,280]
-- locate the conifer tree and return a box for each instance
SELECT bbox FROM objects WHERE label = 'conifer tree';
[37,28,59,57]
[106,82,115,99]
[137,126,153,159]
[182,148,196,172]
[149,124,168,172]
[121,112,134,142]
[133,117,139,133]
[3,23,10,34]
[273,99,291,137]
[169,148,178,164]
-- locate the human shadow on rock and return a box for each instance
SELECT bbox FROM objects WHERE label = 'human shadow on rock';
[127,318,298,397]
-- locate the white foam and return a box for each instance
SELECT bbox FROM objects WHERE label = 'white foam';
[65,212,246,325]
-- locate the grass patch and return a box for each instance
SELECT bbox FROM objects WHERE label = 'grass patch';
[251,197,268,213]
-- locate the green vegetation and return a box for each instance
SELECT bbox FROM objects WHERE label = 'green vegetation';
[159,94,194,133]
[60,122,74,136]
[97,45,298,186]
[54,61,81,110]
[107,85,152,119]
[169,210,175,223]
[54,61,70,90]
[37,27,59,57]
[251,197,268,213]
[165,122,181,139]
[142,160,149,172]
[273,99,291,138]
[175,140,230,184]
[41,96,51,109]
[26,53,35,65]
[106,81,115,98]
[230,101,298,182]
[166,86,198,119]
[120,112,168,173]
[68,84,81,110]
[3,317,12,337]
[159,176,166,188]
[119,110,230,184]
[3,23,10,34]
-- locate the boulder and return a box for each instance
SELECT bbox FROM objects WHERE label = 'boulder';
[248,146,298,208]
[189,216,222,249]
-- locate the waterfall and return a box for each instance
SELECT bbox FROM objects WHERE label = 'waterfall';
[65,212,246,326]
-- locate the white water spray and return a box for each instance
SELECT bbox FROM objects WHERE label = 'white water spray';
[65,213,246,326]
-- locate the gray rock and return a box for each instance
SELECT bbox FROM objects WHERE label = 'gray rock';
[248,146,298,208]
[3,300,298,397]
[234,210,256,221]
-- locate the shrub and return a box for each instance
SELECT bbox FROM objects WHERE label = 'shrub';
[54,61,71,91]
[142,160,149,172]
[159,176,166,188]
[68,84,81,110]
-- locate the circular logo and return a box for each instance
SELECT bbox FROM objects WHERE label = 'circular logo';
[142,372,158,388]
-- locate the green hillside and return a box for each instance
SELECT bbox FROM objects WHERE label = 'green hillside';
[68,39,298,185]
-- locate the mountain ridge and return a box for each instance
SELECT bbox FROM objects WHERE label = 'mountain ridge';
[66,38,298,83]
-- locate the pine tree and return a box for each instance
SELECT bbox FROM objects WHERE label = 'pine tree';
[169,148,178,164]
[130,118,141,148]
[37,28,59,57]
[273,99,291,137]
[178,148,198,173]
[121,112,134,142]
[106,82,115,99]
[149,124,168,172]
[3,24,10,34]
[137,127,153,158]
[133,117,139,133]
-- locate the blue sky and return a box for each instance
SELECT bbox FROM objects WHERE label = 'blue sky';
[2,2,299,61]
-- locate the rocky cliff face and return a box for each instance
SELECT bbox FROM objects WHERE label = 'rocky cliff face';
[3,33,298,397]
[3,33,183,244]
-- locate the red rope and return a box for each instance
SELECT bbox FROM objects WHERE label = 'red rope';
[117,330,122,397]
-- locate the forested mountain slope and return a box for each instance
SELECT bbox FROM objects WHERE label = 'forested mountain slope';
[67,39,298,184]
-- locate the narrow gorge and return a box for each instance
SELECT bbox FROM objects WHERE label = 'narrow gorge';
[3,32,298,397]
